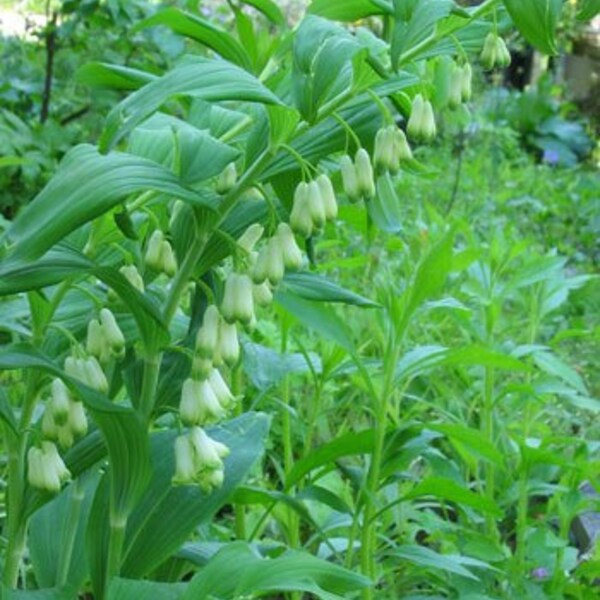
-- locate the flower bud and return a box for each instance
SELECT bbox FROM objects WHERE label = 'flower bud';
[461,63,472,102]
[69,400,88,437]
[50,378,71,426]
[208,368,235,409]
[253,281,273,307]
[42,408,58,441]
[189,426,229,469]
[340,155,361,203]
[496,36,511,67]
[197,379,226,423]
[391,127,413,163]
[180,378,201,426]
[221,274,254,325]
[276,223,303,271]
[43,441,70,481]
[86,319,106,359]
[480,32,498,70]
[27,446,45,490]
[195,305,221,358]
[307,181,326,229]
[172,434,196,485]
[64,357,87,383]
[199,467,225,492]
[315,174,337,221]
[373,128,394,173]
[355,149,375,199]
[217,320,240,367]
[100,308,125,355]
[448,63,463,110]
[216,162,237,194]
[237,223,264,254]
[28,443,70,493]
[119,265,144,293]
[407,93,426,141]
[290,182,313,238]
[422,100,437,141]
[83,357,109,393]
[160,241,178,277]
[145,230,164,271]
[265,237,285,284]
[57,426,74,450]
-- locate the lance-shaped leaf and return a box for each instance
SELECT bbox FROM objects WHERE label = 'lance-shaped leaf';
[309,0,392,21]
[182,542,371,600]
[77,63,157,91]
[4,144,206,262]
[279,272,379,307]
[101,57,282,151]
[503,0,562,55]
[135,8,252,70]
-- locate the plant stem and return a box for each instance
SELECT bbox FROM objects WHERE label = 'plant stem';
[360,333,401,599]
[105,515,127,588]
[40,12,57,123]
[482,363,497,536]
[515,291,540,579]
[138,352,162,422]
[4,370,41,587]
[57,479,86,586]
[231,365,246,540]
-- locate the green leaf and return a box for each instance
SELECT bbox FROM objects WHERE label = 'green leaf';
[0,245,94,296]
[128,113,240,184]
[279,272,379,307]
[275,291,354,351]
[135,9,252,70]
[427,424,505,467]
[394,545,494,581]
[101,57,282,151]
[309,0,392,21]
[391,0,455,68]
[368,172,403,233]
[76,63,156,91]
[286,429,375,488]
[406,477,503,517]
[29,473,101,589]
[120,413,270,578]
[577,0,600,20]
[4,145,205,262]
[503,0,562,55]
[240,0,286,25]
[106,579,185,600]
[533,351,588,396]
[402,228,455,322]
[0,587,75,600]
[243,342,322,391]
[182,542,370,600]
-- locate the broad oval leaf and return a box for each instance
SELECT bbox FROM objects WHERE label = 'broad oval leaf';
[5,145,206,262]
[101,57,282,151]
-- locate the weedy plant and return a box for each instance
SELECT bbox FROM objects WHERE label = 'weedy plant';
[0,0,598,599]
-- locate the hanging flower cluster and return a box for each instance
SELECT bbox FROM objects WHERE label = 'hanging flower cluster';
[480,32,511,70]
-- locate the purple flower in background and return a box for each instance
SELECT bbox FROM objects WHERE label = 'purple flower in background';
[542,149,560,166]
[531,566,550,580]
